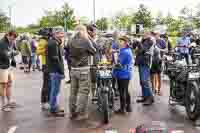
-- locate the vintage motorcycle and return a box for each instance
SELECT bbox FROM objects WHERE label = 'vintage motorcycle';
[164,52,200,120]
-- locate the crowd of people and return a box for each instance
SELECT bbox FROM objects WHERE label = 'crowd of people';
[0,24,199,124]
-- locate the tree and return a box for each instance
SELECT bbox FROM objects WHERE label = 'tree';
[96,17,109,31]
[0,12,10,32]
[79,16,90,24]
[39,2,77,30]
[113,11,132,31]
[154,11,165,25]
[132,4,153,28]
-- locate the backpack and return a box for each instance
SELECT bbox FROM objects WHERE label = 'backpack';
[152,44,161,65]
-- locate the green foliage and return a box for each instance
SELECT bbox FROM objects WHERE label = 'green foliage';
[0,12,10,32]
[132,4,153,28]
[39,2,77,30]
[96,17,109,31]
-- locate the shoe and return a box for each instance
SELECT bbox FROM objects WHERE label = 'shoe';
[1,105,12,112]
[7,102,17,108]
[69,113,78,120]
[143,97,154,106]
[126,106,132,113]
[136,97,146,103]
[49,111,65,117]
[55,106,65,113]
[115,109,126,114]
[66,80,71,84]
[74,114,89,121]
[41,103,50,111]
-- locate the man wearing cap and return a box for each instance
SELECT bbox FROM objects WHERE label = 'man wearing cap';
[86,24,99,99]
[0,31,18,111]
[47,26,65,116]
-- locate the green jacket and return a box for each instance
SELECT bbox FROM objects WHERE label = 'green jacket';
[18,40,32,57]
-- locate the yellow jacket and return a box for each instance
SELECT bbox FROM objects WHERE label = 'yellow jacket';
[36,38,48,65]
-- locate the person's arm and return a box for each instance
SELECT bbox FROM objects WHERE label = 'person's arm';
[86,39,96,55]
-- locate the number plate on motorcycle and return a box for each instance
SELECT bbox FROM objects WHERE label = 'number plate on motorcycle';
[188,72,200,79]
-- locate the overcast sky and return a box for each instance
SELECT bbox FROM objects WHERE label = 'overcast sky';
[0,0,199,26]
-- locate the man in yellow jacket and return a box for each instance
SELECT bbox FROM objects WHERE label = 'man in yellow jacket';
[36,36,50,110]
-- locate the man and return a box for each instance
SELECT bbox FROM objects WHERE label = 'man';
[47,26,65,116]
[135,32,154,106]
[87,24,99,99]
[68,25,96,120]
[36,30,50,110]
[176,31,191,64]
[0,31,18,111]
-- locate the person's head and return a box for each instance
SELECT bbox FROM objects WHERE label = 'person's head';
[53,26,65,40]
[5,31,17,44]
[113,30,120,40]
[87,24,97,38]
[74,25,88,39]
[143,32,151,39]
[118,35,129,48]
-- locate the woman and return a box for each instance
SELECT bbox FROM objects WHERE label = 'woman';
[151,32,166,96]
[19,35,32,73]
[113,35,133,114]
[0,31,18,112]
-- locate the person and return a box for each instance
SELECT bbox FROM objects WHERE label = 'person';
[113,35,133,114]
[160,34,172,53]
[36,31,50,110]
[30,36,37,71]
[68,25,96,120]
[86,24,100,100]
[111,31,120,97]
[135,32,154,106]
[64,34,73,84]
[47,26,65,116]
[150,32,166,96]
[176,31,191,64]
[18,35,32,73]
[0,31,18,112]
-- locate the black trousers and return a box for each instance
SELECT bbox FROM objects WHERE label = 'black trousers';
[117,79,131,110]
[41,65,51,103]
[181,53,189,65]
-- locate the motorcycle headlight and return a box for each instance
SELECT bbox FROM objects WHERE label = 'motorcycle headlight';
[188,72,200,79]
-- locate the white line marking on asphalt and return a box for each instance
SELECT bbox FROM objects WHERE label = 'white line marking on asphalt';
[7,126,18,133]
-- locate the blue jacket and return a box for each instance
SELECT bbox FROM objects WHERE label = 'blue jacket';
[113,47,133,80]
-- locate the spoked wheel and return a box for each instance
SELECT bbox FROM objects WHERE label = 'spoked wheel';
[185,81,200,121]
[102,93,109,124]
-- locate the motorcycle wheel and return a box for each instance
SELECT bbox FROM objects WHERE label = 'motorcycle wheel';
[185,81,200,121]
[102,93,109,124]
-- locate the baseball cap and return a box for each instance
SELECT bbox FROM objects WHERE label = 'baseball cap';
[52,26,64,33]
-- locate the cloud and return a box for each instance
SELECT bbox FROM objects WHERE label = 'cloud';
[1,0,200,26]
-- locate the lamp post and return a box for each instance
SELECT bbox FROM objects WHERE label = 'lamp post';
[93,0,96,24]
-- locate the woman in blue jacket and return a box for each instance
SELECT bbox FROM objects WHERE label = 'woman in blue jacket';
[113,35,133,114]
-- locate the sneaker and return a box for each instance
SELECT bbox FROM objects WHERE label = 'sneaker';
[66,80,71,84]
[41,103,50,111]
[1,105,12,112]
[143,97,154,106]
[7,102,17,108]
[74,114,89,121]
[49,111,65,117]
[115,109,126,115]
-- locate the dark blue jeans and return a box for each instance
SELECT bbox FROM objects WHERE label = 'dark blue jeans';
[138,65,153,98]
[49,73,64,112]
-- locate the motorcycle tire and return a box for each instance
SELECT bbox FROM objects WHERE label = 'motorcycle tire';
[102,93,109,124]
[185,81,200,121]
